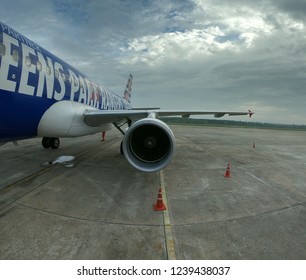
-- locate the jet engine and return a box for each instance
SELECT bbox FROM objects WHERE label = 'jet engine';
[122,118,176,173]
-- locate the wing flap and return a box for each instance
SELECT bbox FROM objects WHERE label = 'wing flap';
[83,110,149,126]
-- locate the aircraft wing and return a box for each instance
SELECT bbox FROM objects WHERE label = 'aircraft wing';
[83,109,254,127]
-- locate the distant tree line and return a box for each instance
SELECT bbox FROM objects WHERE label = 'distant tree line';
[160,117,306,131]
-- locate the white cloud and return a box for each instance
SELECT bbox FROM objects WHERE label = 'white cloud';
[119,28,241,67]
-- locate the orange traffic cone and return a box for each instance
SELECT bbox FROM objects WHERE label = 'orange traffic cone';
[224,162,231,178]
[101,131,106,141]
[153,187,167,211]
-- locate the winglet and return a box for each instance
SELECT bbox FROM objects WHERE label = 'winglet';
[248,110,254,118]
[123,74,133,103]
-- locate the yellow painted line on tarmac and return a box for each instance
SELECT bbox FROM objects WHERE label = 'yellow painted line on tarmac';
[159,170,177,260]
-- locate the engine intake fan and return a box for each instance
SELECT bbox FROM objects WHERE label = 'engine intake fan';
[122,118,175,173]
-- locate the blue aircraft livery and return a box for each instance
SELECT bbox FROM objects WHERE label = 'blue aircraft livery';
[0,21,253,172]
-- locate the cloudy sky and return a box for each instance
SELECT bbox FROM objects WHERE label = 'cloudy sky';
[1,0,306,124]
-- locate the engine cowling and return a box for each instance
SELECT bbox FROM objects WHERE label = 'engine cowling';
[122,118,175,173]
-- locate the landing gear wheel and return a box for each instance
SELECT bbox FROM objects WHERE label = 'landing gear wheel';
[120,141,124,155]
[50,138,60,149]
[42,137,60,149]
[42,137,50,149]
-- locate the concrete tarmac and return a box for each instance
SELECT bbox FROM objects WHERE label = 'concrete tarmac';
[1,125,306,259]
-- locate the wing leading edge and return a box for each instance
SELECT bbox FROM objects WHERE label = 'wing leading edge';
[83,109,254,127]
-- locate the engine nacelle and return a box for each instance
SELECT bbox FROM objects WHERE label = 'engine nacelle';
[122,118,175,173]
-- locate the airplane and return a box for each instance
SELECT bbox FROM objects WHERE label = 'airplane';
[0,21,254,173]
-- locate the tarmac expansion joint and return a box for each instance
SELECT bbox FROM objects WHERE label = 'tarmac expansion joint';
[159,170,177,260]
